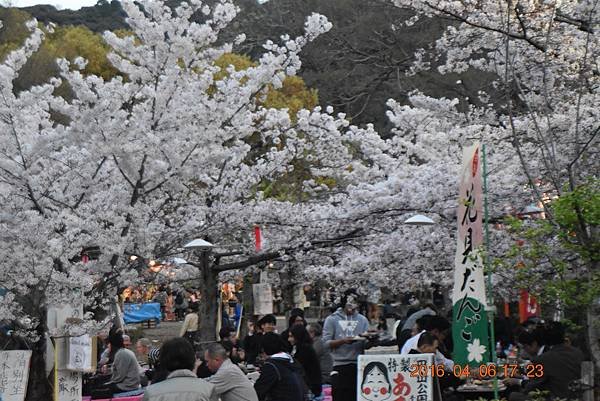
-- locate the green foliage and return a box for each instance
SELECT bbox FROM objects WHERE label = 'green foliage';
[0,8,31,60]
[497,179,600,309]
[46,25,119,81]
[262,75,319,120]
[210,53,323,202]
[213,52,256,81]
[1,18,120,97]
[553,179,600,262]
[212,53,319,121]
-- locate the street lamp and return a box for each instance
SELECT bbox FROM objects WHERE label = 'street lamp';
[403,214,435,226]
[183,238,215,274]
[183,238,215,251]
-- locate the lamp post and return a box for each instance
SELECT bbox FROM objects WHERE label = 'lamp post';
[184,239,215,273]
[403,213,437,308]
[183,238,216,342]
[403,214,435,226]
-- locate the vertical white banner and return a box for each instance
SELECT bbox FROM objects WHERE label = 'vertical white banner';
[451,143,490,366]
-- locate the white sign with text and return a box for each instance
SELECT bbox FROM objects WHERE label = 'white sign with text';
[0,351,32,401]
[357,354,434,401]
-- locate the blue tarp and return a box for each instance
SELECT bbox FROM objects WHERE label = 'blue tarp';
[123,303,161,324]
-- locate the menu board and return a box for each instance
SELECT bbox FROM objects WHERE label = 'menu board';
[0,351,32,401]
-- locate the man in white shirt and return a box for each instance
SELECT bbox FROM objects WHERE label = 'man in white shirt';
[401,316,454,371]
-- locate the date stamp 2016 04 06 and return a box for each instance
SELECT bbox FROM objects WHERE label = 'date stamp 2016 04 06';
[409,363,544,379]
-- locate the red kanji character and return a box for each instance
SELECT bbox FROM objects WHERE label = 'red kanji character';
[392,373,412,401]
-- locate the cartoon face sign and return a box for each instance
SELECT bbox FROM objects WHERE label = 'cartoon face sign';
[72,349,85,368]
[360,362,392,401]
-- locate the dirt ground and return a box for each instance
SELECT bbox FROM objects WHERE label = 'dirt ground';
[125,320,183,348]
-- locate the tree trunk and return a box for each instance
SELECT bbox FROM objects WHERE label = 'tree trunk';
[198,252,218,343]
[26,326,52,401]
[586,304,600,370]
[240,272,256,338]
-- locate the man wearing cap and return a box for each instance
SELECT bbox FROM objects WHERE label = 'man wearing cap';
[322,294,369,401]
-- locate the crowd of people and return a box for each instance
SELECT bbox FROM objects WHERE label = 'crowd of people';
[83,291,587,401]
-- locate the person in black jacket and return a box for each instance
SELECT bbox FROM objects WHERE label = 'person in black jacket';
[244,315,276,366]
[289,325,322,398]
[254,332,305,401]
[504,322,584,401]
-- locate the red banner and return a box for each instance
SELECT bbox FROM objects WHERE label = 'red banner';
[254,225,262,252]
[519,289,540,323]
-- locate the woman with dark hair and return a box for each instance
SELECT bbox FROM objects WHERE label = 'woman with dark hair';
[281,310,307,352]
[289,325,322,398]
[359,361,392,401]
[143,338,216,401]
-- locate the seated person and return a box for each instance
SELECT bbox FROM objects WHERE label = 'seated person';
[254,332,305,401]
[409,332,462,393]
[106,332,141,395]
[402,316,454,371]
[204,343,258,401]
[143,338,216,401]
[219,327,245,362]
[517,328,546,360]
[504,322,584,401]
[408,331,439,355]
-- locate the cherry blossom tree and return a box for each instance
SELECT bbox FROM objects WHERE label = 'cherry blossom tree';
[0,3,400,398]
[389,0,599,363]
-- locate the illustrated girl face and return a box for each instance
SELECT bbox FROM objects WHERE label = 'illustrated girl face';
[361,364,391,401]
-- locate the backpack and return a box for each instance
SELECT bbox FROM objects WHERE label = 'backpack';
[265,360,310,401]
[175,293,183,305]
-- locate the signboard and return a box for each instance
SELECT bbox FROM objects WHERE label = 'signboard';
[357,354,437,401]
[252,283,273,315]
[55,368,81,401]
[0,351,32,401]
[452,143,490,366]
[48,302,84,401]
[66,335,93,372]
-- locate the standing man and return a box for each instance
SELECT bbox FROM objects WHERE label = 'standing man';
[322,294,369,401]
[204,343,258,401]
